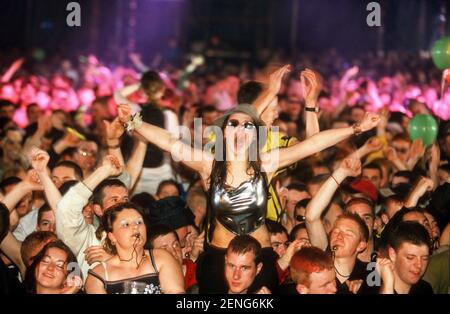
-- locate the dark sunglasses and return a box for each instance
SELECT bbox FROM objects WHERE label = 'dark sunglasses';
[296,215,306,222]
[227,119,256,130]
[393,147,408,154]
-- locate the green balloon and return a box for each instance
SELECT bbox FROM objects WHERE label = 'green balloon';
[408,114,438,147]
[432,37,450,70]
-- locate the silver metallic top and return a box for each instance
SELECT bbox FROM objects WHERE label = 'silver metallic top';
[209,175,267,235]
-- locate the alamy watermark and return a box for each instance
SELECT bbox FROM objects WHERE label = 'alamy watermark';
[366,2,382,27]
[66,2,81,27]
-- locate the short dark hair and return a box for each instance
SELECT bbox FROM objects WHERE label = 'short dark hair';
[37,204,52,225]
[265,219,288,237]
[26,103,39,114]
[388,221,430,252]
[336,212,369,242]
[289,223,307,242]
[0,176,21,194]
[140,71,164,97]
[131,192,155,210]
[392,171,419,185]
[0,100,14,109]
[198,105,217,118]
[156,179,181,196]
[286,183,308,193]
[237,81,264,104]
[345,197,375,216]
[295,198,310,211]
[146,224,179,248]
[91,179,127,207]
[363,162,382,175]
[380,207,428,250]
[309,174,330,186]
[226,235,262,265]
[392,134,410,143]
[384,194,404,206]
[53,161,83,180]
[20,231,57,267]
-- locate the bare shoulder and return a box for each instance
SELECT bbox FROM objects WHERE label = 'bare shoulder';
[89,262,106,279]
[150,248,178,270]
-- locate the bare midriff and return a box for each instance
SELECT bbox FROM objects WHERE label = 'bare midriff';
[210,219,271,248]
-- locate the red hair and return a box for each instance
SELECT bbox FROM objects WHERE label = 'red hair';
[290,247,333,286]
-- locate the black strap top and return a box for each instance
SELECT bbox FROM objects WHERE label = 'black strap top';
[88,250,162,294]
[209,175,268,235]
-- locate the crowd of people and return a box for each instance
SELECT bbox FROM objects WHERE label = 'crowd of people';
[0,46,449,294]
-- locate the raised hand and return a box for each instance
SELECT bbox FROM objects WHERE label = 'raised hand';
[416,176,434,192]
[267,64,291,96]
[409,139,425,161]
[189,230,205,262]
[84,245,113,266]
[301,68,323,106]
[101,155,123,177]
[104,118,125,141]
[61,275,83,294]
[383,146,397,162]
[339,157,362,178]
[28,147,50,173]
[377,107,390,130]
[363,137,384,154]
[36,115,52,135]
[360,112,381,132]
[345,66,359,78]
[117,104,132,123]
[377,258,395,291]
[429,142,440,166]
[23,169,44,191]
[62,131,82,148]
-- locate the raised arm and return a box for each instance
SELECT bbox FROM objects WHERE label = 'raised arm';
[129,53,150,73]
[404,177,434,208]
[1,170,42,212]
[104,118,126,166]
[263,112,380,173]
[383,146,407,171]
[348,136,384,160]
[253,65,291,116]
[305,158,361,250]
[406,139,425,171]
[0,231,25,277]
[118,104,213,177]
[126,135,147,189]
[113,83,140,107]
[55,155,122,256]
[428,142,440,188]
[28,148,61,211]
[301,69,322,138]
[1,58,24,83]
[22,116,52,157]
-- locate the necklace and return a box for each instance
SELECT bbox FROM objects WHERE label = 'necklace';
[334,264,352,278]
[118,237,147,269]
[332,251,352,278]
